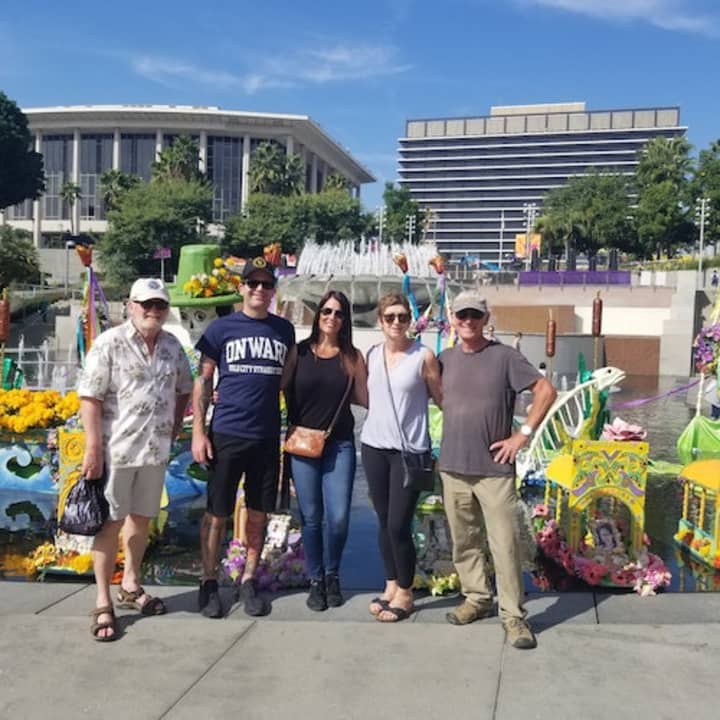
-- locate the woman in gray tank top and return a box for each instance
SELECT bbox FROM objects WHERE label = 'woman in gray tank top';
[360,292,442,622]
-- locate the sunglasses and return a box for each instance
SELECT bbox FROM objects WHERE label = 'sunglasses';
[383,312,410,325]
[455,308,485,321]
[245,279,275,290]
[320,307,344,320]
[138,299,169,311]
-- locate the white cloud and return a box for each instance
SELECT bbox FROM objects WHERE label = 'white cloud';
[130,43,411,94]
[519,0,718,34]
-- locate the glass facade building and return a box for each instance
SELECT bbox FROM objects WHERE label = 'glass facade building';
[398,103,687,261]
[3,105,374,248]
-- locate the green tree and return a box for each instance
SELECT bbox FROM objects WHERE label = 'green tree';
[692,140,720,254]
[323,174,350,193]
[224,193,308,255]
[99,178,213,285]
[538,173,635,258]
[307,190,367,244]
[152,136,203,183]
[0,91,45,210]
[249,141,303,196]
[382,182,426,244]
[99,169,141,212]
[59,180,81,235]
[0,226,41,287]
[635,136,694,258]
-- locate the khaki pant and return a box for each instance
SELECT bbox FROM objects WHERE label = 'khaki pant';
[441,471,526,621]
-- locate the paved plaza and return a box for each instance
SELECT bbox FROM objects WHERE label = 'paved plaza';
[1,581,718,719]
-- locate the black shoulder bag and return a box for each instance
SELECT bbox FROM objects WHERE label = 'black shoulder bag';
[383,346,435,493]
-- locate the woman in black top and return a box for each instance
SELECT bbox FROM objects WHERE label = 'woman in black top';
[282,290,367,611]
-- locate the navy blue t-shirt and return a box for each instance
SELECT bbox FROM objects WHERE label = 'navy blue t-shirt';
[195,311,295,439]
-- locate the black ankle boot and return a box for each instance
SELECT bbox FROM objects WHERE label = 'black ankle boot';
[325,573,343,607]
[306,577,328,611]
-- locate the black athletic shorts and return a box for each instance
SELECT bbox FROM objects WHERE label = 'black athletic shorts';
[206,433,280,516]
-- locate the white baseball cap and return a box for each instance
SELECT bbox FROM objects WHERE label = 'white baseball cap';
[129,278,170,303]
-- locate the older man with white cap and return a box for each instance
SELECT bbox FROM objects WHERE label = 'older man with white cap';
[438,290,556,649]
[78,277,193,641]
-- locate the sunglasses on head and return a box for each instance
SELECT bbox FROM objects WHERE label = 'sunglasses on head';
[245,279,275,290]
[138,299,169,311]
[383,312,410,324]
[320,307,344,319]
[455,308,485,321]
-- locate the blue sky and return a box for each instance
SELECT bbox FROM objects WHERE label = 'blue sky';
[1,0,718,208]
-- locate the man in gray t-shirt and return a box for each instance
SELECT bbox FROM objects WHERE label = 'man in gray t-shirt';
[438,291,556,649]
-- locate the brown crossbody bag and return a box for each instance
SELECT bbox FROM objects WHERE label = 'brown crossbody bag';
[284,360,353,459]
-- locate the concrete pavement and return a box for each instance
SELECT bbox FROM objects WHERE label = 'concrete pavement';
[1,581,718,720]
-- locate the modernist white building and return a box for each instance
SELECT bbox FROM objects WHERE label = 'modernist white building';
[398,102,687,261]
[2,105,374,247]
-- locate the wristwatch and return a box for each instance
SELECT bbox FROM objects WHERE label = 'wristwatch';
[519,423,533,438]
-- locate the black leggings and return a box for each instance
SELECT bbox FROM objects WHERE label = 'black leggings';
[361,443,420,589]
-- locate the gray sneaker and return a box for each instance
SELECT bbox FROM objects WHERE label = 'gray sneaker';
[503,617,537,649]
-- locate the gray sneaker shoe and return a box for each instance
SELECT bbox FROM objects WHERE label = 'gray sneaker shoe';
[446,599,494,625]
[503,617,537,649]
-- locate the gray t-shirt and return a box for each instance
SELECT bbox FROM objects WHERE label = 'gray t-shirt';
[438,342,541,477]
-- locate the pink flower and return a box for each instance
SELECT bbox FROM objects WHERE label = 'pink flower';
[532,504,550,519]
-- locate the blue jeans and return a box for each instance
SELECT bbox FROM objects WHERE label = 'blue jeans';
[290,440,356,579]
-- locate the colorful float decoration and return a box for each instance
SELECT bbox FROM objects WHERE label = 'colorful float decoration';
[75,237,111,363]
[532,439,670,595]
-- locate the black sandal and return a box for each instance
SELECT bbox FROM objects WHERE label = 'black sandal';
[376,605,414,623]
[368,597,390,616]
[90,605,117,642]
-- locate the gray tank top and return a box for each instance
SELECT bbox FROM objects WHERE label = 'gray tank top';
[361,342,430,452]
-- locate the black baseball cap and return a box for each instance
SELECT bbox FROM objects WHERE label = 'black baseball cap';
[241,256,276,284]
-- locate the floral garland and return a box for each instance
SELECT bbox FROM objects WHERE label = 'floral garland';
[532,505,671,596]
[222,534,307,591]
[0,390,79,434]
[693,322,720,375]
[183,257,241,299]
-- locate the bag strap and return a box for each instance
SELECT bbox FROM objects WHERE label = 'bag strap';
[382,344,410,454]
[325,369,353,437]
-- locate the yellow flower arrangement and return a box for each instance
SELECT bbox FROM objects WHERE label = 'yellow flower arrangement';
[0,389,79,434]
[26,541,93,575]
[182,256,241,298]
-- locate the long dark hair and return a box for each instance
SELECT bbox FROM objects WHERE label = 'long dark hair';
[301,290,359,374]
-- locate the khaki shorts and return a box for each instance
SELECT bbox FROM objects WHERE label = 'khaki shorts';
[104,465,166,520]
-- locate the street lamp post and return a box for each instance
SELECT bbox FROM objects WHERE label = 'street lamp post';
[695,197,711,282]
[376,206,386,243]
[522,202,538,271]
[64,239,76,297]
[499,208,506,270]
[405,214,416,243]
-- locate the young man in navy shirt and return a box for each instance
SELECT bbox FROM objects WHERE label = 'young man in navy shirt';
[192,257,295,618]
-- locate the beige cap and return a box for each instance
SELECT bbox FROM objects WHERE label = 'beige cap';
[452,290,488,315]
[129,278,170,303]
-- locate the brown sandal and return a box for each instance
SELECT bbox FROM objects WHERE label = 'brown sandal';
[116,586,167,615]
[90,605,117,642]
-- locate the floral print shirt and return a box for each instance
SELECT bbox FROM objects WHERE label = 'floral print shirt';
[77,321,194,467]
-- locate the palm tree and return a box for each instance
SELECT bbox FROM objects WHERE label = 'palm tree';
[59,180,81,235]
[99,169,140,213]
[249,141,303,196]
[152,136,202,183]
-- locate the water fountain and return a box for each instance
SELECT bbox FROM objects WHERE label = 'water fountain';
[280,240,470,328]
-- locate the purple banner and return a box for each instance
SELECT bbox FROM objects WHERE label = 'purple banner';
[519,270,631,286]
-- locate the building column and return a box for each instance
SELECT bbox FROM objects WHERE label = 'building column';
[319,160,326,192]
[33,132,43,248]
[72,129,81,234]
[241,134,251,210]
[112,129,120,170]
[286,135,294,155]
[199,130,208,175]
[310,153,318,193]
[155,129,163,159]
